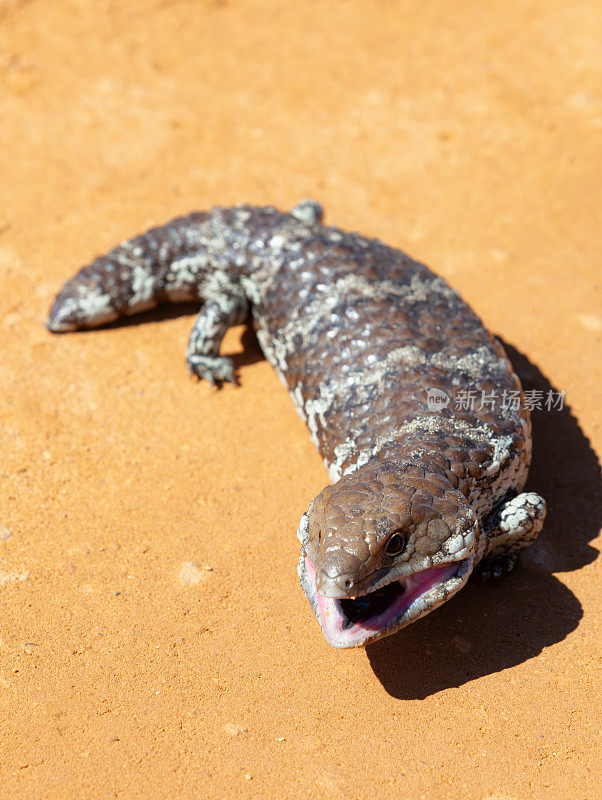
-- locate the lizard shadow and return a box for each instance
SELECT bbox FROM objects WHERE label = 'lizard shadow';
[366,340,600,699]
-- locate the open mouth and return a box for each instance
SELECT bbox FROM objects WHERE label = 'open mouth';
[339,581,405,629]
[300,556,470,648]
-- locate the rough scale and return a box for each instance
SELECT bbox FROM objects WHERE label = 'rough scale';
[47,200,546,647]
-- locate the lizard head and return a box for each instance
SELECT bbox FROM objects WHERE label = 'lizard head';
[297,459,478,647]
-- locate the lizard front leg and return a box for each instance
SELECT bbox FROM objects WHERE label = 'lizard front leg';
[477,492,547,581]
[186,282,249,385]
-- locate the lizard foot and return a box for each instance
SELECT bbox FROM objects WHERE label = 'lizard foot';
[187,354,238,386]
[482,491,546,556]
[291,199,324,224]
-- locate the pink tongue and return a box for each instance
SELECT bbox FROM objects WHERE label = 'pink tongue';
[306,557,455,648]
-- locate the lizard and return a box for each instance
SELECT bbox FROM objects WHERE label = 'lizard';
[46,199,547,648]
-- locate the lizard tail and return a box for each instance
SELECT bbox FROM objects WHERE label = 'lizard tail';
[46,212,209,332]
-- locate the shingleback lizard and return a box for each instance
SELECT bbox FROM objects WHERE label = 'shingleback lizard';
[47,200,547,648]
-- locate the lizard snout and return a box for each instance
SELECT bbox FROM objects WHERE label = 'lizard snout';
[316,553,364,598]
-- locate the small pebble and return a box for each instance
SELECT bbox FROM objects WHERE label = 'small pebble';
[0,525,13,542]
[0,570,28,585]
[179,561,212,585]
[224,723,246,736]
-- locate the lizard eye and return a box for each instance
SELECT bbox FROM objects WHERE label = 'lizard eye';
[384,532,407,556]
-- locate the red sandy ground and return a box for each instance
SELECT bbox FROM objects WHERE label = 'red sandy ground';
[0,1,600,798]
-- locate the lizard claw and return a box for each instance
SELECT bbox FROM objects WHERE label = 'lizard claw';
[187,355,238,386]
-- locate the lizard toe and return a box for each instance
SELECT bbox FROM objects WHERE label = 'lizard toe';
[187,355,238,386]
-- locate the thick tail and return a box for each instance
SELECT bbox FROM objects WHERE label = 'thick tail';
[46,212,211,332]
[46,200,323,333]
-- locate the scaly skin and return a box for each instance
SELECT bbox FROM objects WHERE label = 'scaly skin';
[47,200,546,648]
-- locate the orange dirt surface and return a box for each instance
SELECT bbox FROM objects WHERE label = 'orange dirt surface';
[0,1,600,798]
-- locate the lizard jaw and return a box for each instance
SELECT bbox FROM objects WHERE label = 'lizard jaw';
[299,555,472,648]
